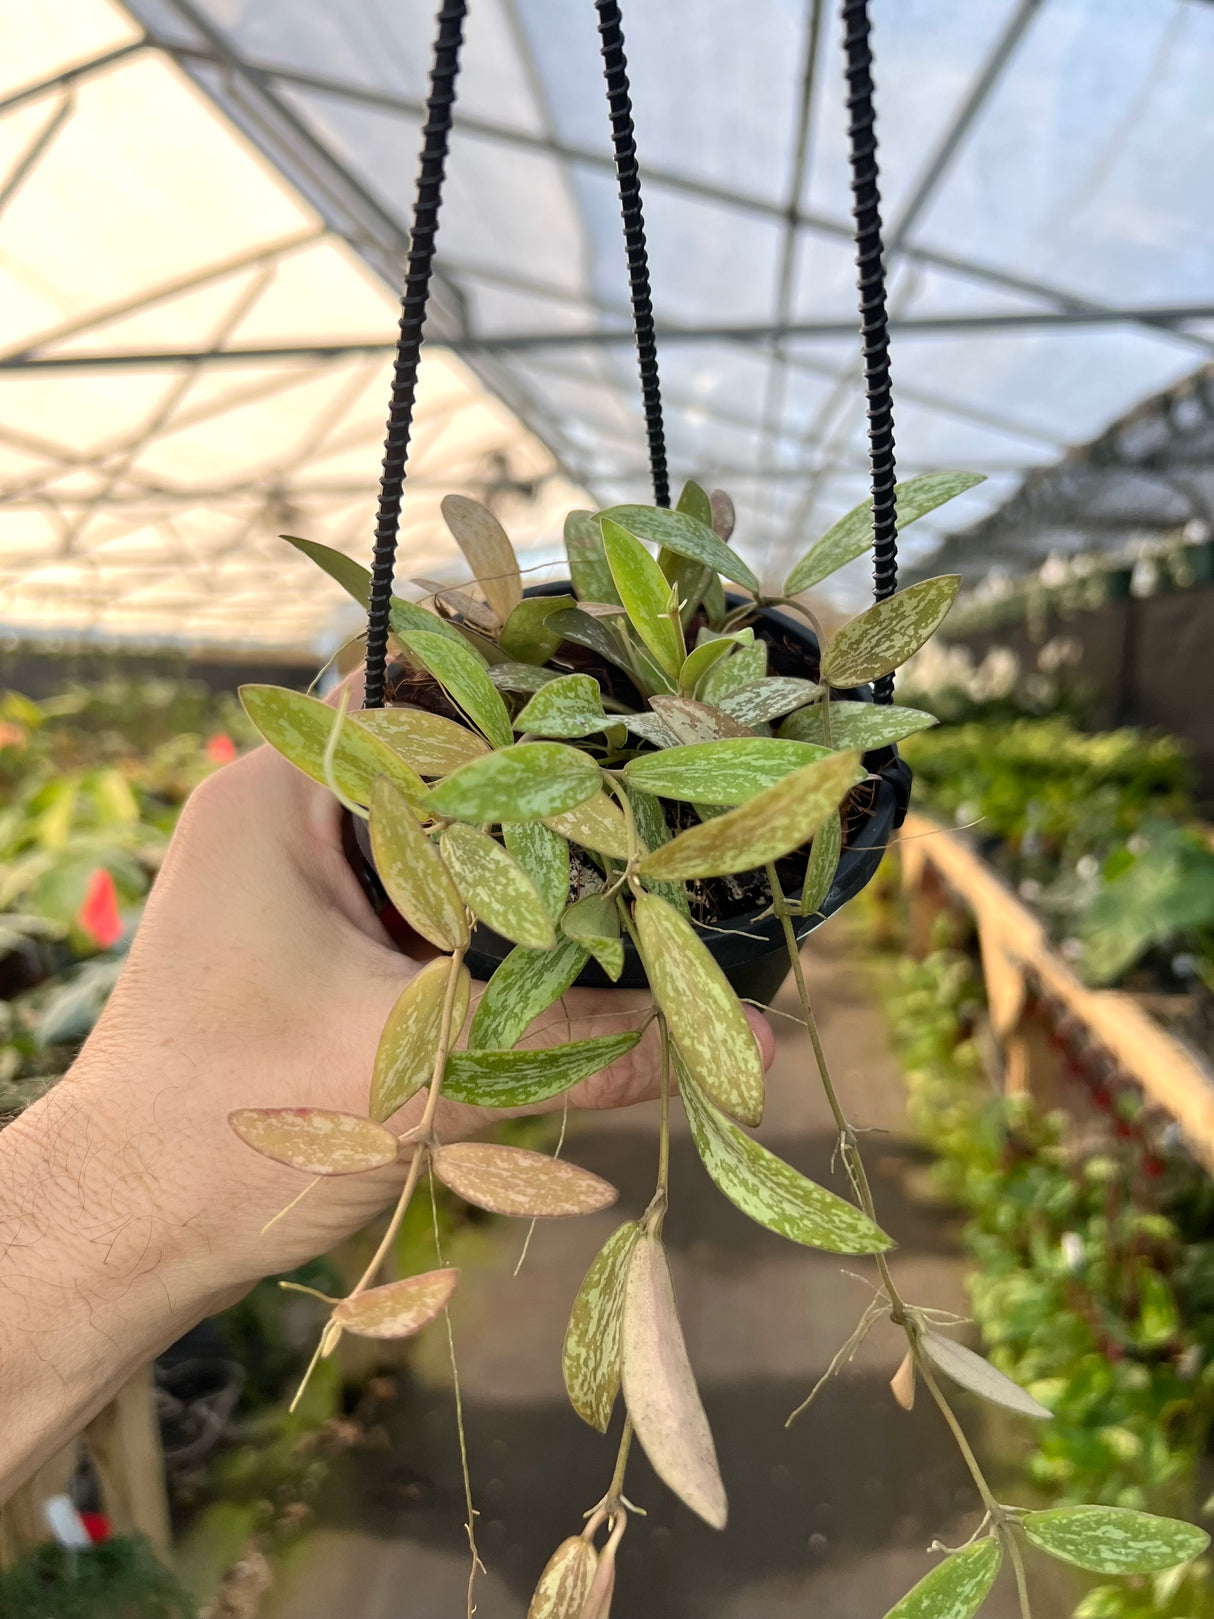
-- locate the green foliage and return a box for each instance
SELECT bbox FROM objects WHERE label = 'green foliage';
[0,1535,193,1618]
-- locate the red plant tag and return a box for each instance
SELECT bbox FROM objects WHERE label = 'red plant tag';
[206,732,237,764]
[77,868,123,949]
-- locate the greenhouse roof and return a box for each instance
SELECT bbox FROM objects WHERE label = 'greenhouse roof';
[3,0,1214,651]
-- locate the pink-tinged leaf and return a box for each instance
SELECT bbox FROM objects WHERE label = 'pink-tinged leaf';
[526,1537,598,1619]
[77,868,123,949]
[229,1108,399,1175]
[332,1268,458,1338]
[649,695,751,743]
[709,489,735,542]
[433,1143,618,1218]
[441,494,522,622]
[622,1235,727,1530]
[890,1349,916,1411]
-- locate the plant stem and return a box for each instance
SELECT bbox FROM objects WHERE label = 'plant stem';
[1005,1527,1033,1619]
[657,1016,671,1198]
[915,1355,1001,1521]
[606,1418,634,1517]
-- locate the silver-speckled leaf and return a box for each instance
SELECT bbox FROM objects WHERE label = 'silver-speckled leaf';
[680,1061,892,1252]
[240,685,426,807]
[564,1221,641,1432]
[602,503,759,594]
[467,936,588,1051]
[715,677,820,728]
[389,596,468,648]
[622,1234,727,1529]
[919,1331,1053,1420]
[565,509,621,607]
[881,1540,1001,1619]
[352,706,491,776]
[638,750,862,880]
[370,957,471,1122]
[433,1142,618,1217]
[503,819,570,921]
[560,891,624,981]
[443,1031,641,1107]
[601,517,685,678]
[1022,1507,1208,1575]
[333,1269,458,1339]
[620,711,681,749]
[624,738,828,804]
[426,741,600,822]
[500,594,578,664]
[784,472,985,595]
[441,493,522,622]
[439,822,556,949]
[229,1108,398,1175]
[801,811,841,917]
[635,893,764,1126]
[780,699,939,749]
[820,577,961,688]
[369,777,469,951]
[513,674,609,739]
[401,629,513,749]
[527,1536,598,1619]
[282,534,371,607]
[650,695,751,744]
[695,642,768,705]
[543,792,630,861]
[488,662,560,695]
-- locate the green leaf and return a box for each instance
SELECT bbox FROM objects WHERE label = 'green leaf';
[543,792,630,861]
[564,1221,641,1431]
[488,662,560,694]
[638,749,862,880]
[715,677,820,728]
[626,785,690,915]
[919,1330,1053,1420]
[282,534,370,607]
[439,822,556,949]
[679,637,736,695]
[881,1539,1001,1619]
[240,685,426,807]
[400,629,513,749]
[680,1060,893,1252]
[352,706,491,776]
[784,471,986,595]
[441,493,522,622]
[500,594,579,664]
[503,819,569,921]
[370,777,469,951]
[602,504,760,595]
[820,576,961,688]
[565,509,621,606]
[780,699,939,749]
[370,957,472,1121]
[560,891,624,981]
[621,711,682,749]
[635,892,764,1126]
[467,935,589,1051]
[444,1031,642,1107]
[624,738,831,804]
[513,674,609,739]
[433,1142,618,1218]
[676,480,713,527]
[702,570,727,627]
[229,1107,398,1175]
[601,518,685,678]
[663,485,716,627]
[542,607,637,679]
[425,742,601,822]
[620,631,678,695]
[1023,1508,1209,1575]
[800,810,841,916]
[650,695,750,744]
[389,596,467,647]
[696,641,767,705]
[333,1269,458,1339]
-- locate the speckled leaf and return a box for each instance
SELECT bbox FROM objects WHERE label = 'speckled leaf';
[240,685,426,807]
[1023,1507,1208,1574]
[620,711,681,748]
[564,1221,641,1432]
[445,1031,641,1107]
[680,1061,892,1252]
[627,785,690,915]
[503,820,569,920]
[467,936,588,1050]
[543,792,630,861]
[801,810,841,917]
[369,957,471,1121]
[639,750,862,880]
[780,699,939,749]
[389,596,468,647]
[426,742,600,822]
[622,1234,727,1529]
[602,517,685,678]
[489,663,558,695]
[920,1331,1053,1420]
[602,503,759,595]
[714,677,819,728]
[433,1143,618,1217]
[696,642,767,705]
[441,494,522,622]
[635,892,764,1126]
[890,1350,916,1411]
[400,629,513,749]
[624,738,829,805]
[527,1536,599,1619]
[513,675,609,739]
[229,1108,398,1175]
[820,577,961,688]
[784,472,985,595]
[709,489,736,541]
[500,594,578,664]
[370,777,468,950]
[679,636,737,695]
[352,706,491,776]
[440,822,556,949]
[542,608,635,677]
[282,534,370,607]
[565,509,621,607]
[649,695,751,744]
[560,891,624,981]
[676,480,714,526]
[333,1269,458,1339]
[881,1540,1002,1619]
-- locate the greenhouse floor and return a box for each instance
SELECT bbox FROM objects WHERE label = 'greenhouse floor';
[264,929,1073,1619]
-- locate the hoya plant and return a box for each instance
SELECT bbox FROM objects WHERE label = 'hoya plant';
[234,477,1207,1619]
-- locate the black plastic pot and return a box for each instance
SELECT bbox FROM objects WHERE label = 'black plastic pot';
[346,588,911,1005]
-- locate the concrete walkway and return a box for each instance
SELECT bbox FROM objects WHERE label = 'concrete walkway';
[267,928,1072,1619]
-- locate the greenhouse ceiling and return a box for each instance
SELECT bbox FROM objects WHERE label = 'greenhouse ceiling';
[2,0,1214,652]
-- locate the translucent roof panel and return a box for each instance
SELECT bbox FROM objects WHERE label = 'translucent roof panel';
[4,0,1214,648]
